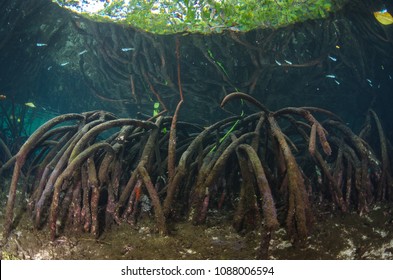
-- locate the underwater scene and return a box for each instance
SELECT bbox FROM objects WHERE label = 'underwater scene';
[1,0,393,260]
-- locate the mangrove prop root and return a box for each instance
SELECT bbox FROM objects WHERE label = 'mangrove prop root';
[268,115,310,241]
[34,133,80,227]
[369,110,393,200]
[138,166,167,234]
[2,101,391,250]
[233,148,260,232]
[238,144,279,231]
[81,162,91,232]
[50,143,115,240]
[2,113,84,243]
[29,130,74,208]
[168,100,183,181]
[308,123,317,157]
[116,171,138,217]
[70,118,156,161]
[116,117,167,232]
[190,132,256,224]
[99,150,118,229]
[251,113,266,151]
[274,107,331,156]
[87,157,100,237]
[221,91,270,113]
[162,116,240,217]
[325,120,374,212]
[123,179,142,223]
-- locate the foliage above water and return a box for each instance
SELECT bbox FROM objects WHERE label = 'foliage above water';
[54,0,348,34]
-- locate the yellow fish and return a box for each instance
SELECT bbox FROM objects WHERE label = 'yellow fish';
[25,102,36,108]
[374,10,393,25]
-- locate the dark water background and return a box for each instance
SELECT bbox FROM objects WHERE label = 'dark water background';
[1,0,393,260]
[1,0,392,142]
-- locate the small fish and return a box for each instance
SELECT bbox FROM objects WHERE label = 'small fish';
[389,75,392,80]
[326,74,336,79]
[275,60,282,66]
[381,65,384,70]
[36,43,47,47]
[60,62,69,66]
[366,79,373,86]
[0,94,6,100]
[334,79,340,85]
[78,50,88,56]
[47,66,52,70]
[335,45,340,49]
[284,59,292,65]
[121,48,135,52]
[328,55,337,62]
[25,102,36,108]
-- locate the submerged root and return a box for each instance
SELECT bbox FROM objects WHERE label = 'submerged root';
[2,95,391,258]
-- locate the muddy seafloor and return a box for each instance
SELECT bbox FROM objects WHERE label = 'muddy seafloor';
[1,188,393,260]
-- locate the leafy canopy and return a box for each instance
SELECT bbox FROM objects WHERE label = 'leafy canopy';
[54,0,347,34]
